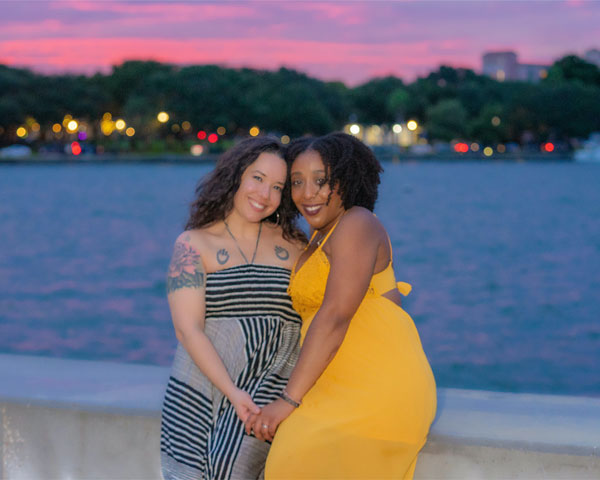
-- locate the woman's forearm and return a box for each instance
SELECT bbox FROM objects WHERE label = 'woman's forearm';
[177,325,238,400]
[284,307,351,402]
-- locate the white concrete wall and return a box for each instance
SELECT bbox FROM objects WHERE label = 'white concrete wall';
[1,354,599,479]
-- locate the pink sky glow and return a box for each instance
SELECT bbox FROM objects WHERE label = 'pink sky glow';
[1,1,598,85]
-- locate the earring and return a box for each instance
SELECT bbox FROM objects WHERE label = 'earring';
[276,211,281,226]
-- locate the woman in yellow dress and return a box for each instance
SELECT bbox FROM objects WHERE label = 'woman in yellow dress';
[245,132,437,479]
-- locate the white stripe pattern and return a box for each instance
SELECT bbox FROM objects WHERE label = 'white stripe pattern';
[161,264,301,480]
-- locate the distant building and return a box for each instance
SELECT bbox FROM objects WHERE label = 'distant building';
[482,51,548,83]
[482,52,518,82]
[584,48,600,68]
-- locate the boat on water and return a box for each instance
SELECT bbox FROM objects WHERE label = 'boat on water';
[575,133,600,163]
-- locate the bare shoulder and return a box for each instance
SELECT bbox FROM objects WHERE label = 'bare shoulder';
[167,230,206,294]
[262,222,305,266]
[173,229,209,253]
[334,207,385,242]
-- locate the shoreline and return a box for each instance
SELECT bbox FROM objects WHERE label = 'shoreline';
[0,151,575,165]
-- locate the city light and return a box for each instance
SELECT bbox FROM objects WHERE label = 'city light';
[71,141,82,156]
[497,144,506,153]
[103,112,112,121]
[208,133,218,143]
[78,132,87,141]
[115,119,126,130]
[281,135,290,145]
[126,127,135,137]
[67,120,78,132]
[101,119,115,136]
[52,123,62,133]
[171,124,180,133]
[349,124,360,135]
[491,116,501,126]
[249,126,260,137]
[217,126,226,135]
[190,144,204,156]
[182,121,191,131]
[483,147,493,157]
[407,120,418,131]
[392,124,402,134]
[454,142,469,153]
[197,130,207,140]
[62,114,73,127]
[157,112,169,123]
[470,143,480,152]
[16,127,27,138]
[31,123,40,132]
[543,142,555,152]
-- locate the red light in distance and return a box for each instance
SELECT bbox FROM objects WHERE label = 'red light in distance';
[71,142,82,155]
[197,130,207,140]
[544,142,555,152]
[454,142,469,153]
[208,133,218,143]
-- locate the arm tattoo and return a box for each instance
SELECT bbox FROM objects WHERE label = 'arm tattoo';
[216,248,230,265]
[166,241,205,293]
[274,245,289,260]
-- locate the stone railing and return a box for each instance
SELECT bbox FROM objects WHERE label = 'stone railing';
[1,354,599,479]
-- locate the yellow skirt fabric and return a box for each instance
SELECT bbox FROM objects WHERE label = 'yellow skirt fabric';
[265,294,437,479]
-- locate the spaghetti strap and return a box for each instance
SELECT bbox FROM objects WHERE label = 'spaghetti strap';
[318,215,344,249]
[386,234,394,262]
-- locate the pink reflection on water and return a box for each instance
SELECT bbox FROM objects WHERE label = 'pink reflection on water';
[101,298,135,316]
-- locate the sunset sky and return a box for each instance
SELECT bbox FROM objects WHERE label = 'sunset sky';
[1,0,598,85]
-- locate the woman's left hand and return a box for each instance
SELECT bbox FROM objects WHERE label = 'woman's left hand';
[244,398,295,442]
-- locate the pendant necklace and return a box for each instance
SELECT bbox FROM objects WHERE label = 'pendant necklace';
[224,220,262,264]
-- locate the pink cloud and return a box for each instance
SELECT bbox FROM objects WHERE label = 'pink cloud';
[285,2,367,25]
[50,0,257,19]
[0,19,67,37]
[2,1,598,84]
[0,36,478,83]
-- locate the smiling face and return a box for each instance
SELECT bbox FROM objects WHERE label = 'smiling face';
[290,149,345,232]
[231,151,287,223]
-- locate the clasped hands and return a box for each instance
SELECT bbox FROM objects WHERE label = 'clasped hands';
[243,398,295,442]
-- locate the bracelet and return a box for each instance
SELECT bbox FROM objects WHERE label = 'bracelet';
[280,389,301,408]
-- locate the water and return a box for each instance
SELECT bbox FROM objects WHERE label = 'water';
[1,161,599,396]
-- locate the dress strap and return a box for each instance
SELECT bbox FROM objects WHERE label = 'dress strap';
[386,234,394,263]
[318,215,344,249]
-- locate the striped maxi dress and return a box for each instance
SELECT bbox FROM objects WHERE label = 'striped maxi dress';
[160,264,301,480]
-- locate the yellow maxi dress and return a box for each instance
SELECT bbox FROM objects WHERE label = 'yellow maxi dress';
[265,224,437,479]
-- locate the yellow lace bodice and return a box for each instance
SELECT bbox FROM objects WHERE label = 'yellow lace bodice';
[288,222,411,325]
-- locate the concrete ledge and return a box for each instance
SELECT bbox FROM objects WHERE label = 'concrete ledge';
[1,354,599,479]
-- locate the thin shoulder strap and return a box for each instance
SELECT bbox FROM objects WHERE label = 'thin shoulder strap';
[386,234,394,262]
[308,230,319,244]
[318,215,344,249]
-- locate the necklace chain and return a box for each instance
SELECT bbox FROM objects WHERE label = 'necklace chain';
[224,220,262,265]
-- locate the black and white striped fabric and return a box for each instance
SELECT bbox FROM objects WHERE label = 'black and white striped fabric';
[161,264,301,480]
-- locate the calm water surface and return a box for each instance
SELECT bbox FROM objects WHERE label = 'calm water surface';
[1,161,599,396]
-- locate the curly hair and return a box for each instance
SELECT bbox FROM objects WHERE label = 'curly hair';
[285,132,383,211]
[186,136,306,243]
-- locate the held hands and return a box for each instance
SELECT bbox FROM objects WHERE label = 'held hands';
[229,387,260,423]
[244,398,295,442]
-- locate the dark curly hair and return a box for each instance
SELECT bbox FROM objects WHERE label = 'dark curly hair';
[186,136,306,243]
[285,132,383,211]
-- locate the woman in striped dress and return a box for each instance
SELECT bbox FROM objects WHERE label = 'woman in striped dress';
[160,137,306,480]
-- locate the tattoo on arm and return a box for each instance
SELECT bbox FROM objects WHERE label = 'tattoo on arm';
[216,248,230,265]
[166,241,205,293]
[274,245,289,260]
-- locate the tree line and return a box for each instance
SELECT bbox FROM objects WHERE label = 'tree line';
[1,54,599,150]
